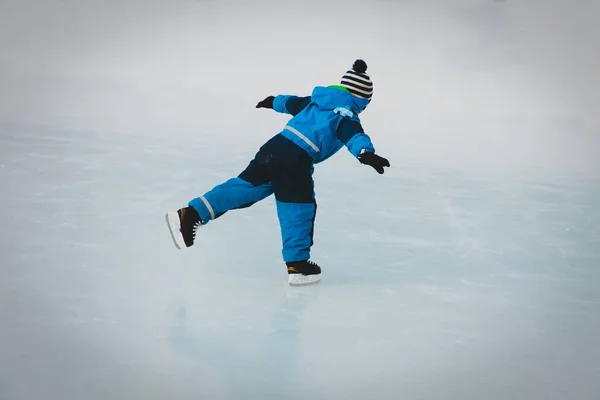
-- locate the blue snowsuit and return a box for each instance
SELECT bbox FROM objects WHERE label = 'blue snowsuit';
[189,86,376,262]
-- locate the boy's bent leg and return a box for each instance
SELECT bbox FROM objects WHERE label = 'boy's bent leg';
[169,142,273,249]
[189,140,275,224]
[189,177,273,224]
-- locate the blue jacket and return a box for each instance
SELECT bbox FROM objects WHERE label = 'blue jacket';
[272,86,376,164]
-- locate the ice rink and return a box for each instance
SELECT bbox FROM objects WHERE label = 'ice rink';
[1,1,599,399]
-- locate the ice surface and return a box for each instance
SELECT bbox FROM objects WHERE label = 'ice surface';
[1,1,600,399]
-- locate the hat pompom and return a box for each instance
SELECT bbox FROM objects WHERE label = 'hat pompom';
[352,59,368,74]
[340,59,373,100]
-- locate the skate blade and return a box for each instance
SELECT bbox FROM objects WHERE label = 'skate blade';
[288,273,321,287]
[165,212,186,250]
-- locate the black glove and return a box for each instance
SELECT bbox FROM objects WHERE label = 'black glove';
[256,96,275,109]
[358,152,390,174]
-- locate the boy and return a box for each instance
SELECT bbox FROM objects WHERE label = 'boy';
[166,60,390,286]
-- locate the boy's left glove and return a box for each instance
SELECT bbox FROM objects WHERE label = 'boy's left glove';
[256,96,275,109]
[358,152,390,174]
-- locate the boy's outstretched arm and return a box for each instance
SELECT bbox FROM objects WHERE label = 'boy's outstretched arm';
[337,118,390,174]
[256,95,311,116]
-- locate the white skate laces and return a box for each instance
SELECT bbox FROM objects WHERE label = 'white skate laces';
[192,221,202,240]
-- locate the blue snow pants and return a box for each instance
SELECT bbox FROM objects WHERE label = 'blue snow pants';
[188,134,317,262]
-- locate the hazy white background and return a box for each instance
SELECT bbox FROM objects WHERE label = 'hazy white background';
[1,0,599,399]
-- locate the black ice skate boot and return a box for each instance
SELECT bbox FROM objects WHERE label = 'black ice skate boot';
[286,260,322,286]
[165,206,202,249]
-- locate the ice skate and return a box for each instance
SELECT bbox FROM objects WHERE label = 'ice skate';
[286,260,321,286]
[165,206,202,249]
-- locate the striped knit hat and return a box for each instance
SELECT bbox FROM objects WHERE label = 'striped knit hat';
[340,59,373,100]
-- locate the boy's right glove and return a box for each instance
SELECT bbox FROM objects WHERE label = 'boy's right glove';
[256,96,275,109]
[358,152,390,174]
